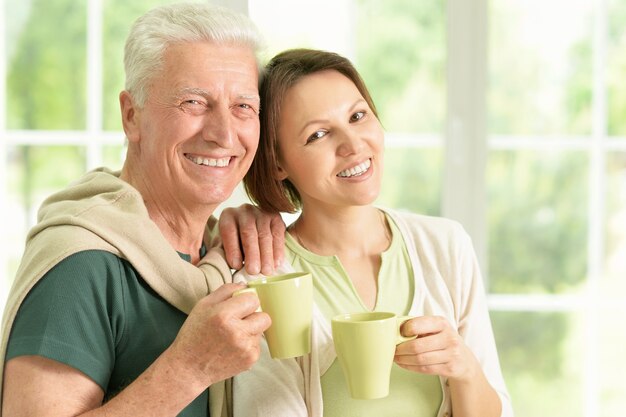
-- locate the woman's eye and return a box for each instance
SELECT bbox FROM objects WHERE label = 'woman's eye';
[350,111,365,122]
[306,130,327,143]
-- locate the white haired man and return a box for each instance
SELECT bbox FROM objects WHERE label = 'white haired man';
[1,4,283,416]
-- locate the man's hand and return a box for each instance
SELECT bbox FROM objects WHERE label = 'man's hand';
[219,204,286,275]
[2,284,272,417]
[168,283,272,387]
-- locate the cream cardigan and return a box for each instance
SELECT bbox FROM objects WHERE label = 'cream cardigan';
[234,209,514,417]
[0,168,233,416]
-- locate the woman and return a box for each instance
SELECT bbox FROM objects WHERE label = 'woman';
[234,48,513,417]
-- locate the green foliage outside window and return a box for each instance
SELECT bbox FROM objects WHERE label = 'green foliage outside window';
[487,151,589,294]
[355,0,444,215]
[607,0,626,136]
[356,0,445,134]
[102,0,184,131]
[7,0,87,130]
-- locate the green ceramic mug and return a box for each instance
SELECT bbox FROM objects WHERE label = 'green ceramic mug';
[331,311,416,399]
[236,272,313,359]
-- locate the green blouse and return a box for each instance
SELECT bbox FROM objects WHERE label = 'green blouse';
[285,213,442,417]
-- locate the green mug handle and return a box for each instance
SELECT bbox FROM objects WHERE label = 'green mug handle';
[396,315,417,344]
[232,287,262,312]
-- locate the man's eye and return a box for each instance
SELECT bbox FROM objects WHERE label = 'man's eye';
[184,99,204,106]
[237,103,258,113]
[179,100,207,114]
[232,103,259,119]
[180,100,205,108]
[350,111,365,122]
[306,130,326,144]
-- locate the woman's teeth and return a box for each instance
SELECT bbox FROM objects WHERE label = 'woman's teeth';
[337,159,371,178]
[186,154,230,167]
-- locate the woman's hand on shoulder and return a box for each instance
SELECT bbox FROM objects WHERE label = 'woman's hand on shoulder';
[219,204,286,275]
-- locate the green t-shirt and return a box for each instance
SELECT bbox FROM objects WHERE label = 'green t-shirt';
[6,250,208,416]
[286,214,443,417]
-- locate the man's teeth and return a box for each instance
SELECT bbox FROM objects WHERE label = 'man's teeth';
[187,155,230,167]
[337,159,371,178]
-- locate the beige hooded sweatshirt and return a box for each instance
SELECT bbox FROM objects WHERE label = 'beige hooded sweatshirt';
[0,167,233,416]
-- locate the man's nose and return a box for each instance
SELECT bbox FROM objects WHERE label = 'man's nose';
[202,106,235,148]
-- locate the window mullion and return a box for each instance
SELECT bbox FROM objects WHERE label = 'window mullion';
[585,1,608,417]
[86,0,103,169]
[443,0,488,274]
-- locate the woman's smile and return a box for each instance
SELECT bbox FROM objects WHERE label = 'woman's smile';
[337,158,372,178]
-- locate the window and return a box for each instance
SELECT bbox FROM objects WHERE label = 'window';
[2,1,625,415]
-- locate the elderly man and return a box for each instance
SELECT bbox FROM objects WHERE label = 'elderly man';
[1,4,282,416]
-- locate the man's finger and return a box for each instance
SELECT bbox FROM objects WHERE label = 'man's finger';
[205,282,247,304]
[242,311,272,335]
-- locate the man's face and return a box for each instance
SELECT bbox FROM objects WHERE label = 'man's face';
[130,41,260,213]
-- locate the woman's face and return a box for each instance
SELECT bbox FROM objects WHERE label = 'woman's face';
[276,70,384,211]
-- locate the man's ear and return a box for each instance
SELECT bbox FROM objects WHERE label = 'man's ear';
[120,91,141,143]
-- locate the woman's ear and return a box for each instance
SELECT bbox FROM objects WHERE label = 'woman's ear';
[275,160,289,181]
[120,91,141,143]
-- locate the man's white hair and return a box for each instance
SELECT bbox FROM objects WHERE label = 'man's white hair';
[124,2,264,107]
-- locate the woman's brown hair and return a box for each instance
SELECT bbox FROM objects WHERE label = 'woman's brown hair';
[244,48,379,213]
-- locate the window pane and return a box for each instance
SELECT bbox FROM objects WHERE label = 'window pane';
[251,0,354,58]
[251,0,445,135]
[6,145,86,283]
[487,150,588,294]
[604,152,626,298]
[103,0,190,131]
[489,0,593,136]
[607,0,626,136]
[378,147,441,216]
[492,311,584,417]
[599,152,626,413]
[599,305,626,416]
[355,0,445,134]
[102,145,126,171]
[5,0,87,130]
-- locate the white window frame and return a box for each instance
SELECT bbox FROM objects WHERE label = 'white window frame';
[444,2,620,417]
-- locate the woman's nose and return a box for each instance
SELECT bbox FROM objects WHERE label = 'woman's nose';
[336,129,365,156]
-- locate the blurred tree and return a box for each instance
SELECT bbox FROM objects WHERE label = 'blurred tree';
[378,148,441,215]
[103,0,180,131]
[356,0,444,215]
[6,0,87,217]
[607,0,626,136]
[7,0,86,130]
[487,151,589,294]
[355,0,445,134]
